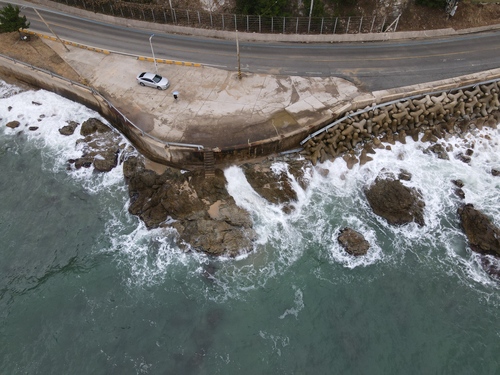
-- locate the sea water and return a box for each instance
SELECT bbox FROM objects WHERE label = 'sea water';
[1,80,500,374]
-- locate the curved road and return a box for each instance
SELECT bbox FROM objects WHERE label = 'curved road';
[5,0,500,91]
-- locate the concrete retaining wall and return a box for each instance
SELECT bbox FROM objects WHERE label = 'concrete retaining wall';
[0,55,205,169]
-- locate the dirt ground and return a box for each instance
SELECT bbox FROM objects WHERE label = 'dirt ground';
[0,32,81,82]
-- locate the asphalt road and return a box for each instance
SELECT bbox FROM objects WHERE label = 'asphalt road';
[5,0,500,91]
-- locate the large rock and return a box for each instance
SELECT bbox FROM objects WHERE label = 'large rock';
[242,159,310,213]
[124,156,256,257]
[338,228,370,256]
[59,120,79,136]
[458,203,500,257]
[365,173,425,226]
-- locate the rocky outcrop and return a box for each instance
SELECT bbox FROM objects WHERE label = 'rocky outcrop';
[365,172,425,226]
[68,118,123,172]
[59,120,79,135]
[338,228,370,256]
[458,204,500,257]
[124,156,256,257]
[241,159,309,213]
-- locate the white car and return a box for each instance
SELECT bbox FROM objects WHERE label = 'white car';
[136,72,170,90]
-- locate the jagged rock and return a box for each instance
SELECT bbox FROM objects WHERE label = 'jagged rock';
[28,126,38,131]
[242,159,309,213]
[59,120,79,135]
[458,203,500,257]
[80,117,112,136]
[456,153,471,164]
[398,169,412,181]
[71,119,121,172]
[491,169,500,177]
[338,228,370,256]
[6,120,20,128]
[365,175,425,226]
[424,143,449,160]
[124,156,256,257]
[452,179,465,199]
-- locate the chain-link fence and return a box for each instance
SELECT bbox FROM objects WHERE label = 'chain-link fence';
[51,0,401,34]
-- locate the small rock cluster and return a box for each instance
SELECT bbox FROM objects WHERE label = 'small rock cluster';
[64,118,125,172]
[302,81,500,166]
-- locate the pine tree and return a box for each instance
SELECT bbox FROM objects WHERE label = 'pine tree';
[0,4,30,34]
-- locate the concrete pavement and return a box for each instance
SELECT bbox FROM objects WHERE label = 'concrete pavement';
[47,38,360,151]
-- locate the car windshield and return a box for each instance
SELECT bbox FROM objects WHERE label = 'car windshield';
[153,75,163,83]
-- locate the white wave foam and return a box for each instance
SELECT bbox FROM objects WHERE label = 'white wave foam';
[279,285,304,320]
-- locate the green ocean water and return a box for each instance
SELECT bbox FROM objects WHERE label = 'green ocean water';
[1,82,500,374]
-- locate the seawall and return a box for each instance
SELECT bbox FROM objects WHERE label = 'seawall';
[301,71,500,165]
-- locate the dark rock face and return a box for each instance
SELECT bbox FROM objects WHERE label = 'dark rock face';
[124,156,256,257]
[338,228,370,256]
[80,117,112,136]
[458,204,500,257]
[242,159,309,213]
[365,174,425,226]
[59,120,79,136]
[70,118,121,172]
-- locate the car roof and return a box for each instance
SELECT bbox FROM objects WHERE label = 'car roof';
[140,72,157,80]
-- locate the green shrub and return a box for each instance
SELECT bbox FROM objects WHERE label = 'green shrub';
[0,4,30,33]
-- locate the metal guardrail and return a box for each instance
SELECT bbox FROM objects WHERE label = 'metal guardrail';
[50,0,402,35]
[300,77,500,146]
[0,53,204,151]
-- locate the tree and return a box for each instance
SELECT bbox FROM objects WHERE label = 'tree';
[0,4,30,34]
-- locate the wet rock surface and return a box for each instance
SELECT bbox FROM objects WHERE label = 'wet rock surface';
[67,118,123,172]
[124,156,256,257]
[338,227,370,256]
[458,204,500,257]
[59,120,79,136]
[365,172,425,227]
[241,159,310,213]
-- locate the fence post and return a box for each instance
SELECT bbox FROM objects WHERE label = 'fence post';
[333,17,337,34]
[110,4,114,16]
[164,10,167,23]
[381,16,386,32]
[359,16,362,33]
[259,15,261,33]
[210,11,213,28]
[346,17,350,33]
[283,17,285,34]
[271,16,274,33]
[320,17,324,34]
[142,9,145,20]
[152,9,155,23]
[370,16,375,33]
[235,14,237,31]
[295,17,298,34]
[173,9,177,24]
[187,10,190,25]
[198,11,201,25]
[222,14,225,30]
[247,15,249,32]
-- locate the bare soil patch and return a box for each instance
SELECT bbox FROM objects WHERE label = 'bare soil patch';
[0,32,81,82]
